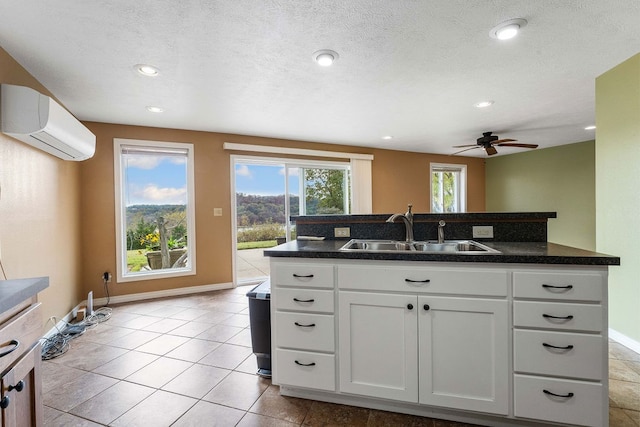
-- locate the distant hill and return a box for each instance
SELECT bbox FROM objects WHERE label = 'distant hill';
[126,204,186,225]
[236,193,299,225]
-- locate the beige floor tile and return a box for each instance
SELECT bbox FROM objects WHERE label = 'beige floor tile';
[111,390,197,427]
[169,307,212,321]
[237,412,301,426]
[146,305,191,318]
[103,311,142,326]
[610,407,639,427]
[141,317,188,333]
[193,311,234,324]
[198,300,247,313]
[167,321,216,338]
[92,350,159,379]
[236,354,261,375]
[623,409,640,424]
[162,363,231,398]
[368,409,436,426]
[125,356,192,388]
[227,327,254,347]
[41,362,87,393]
[108,329,161,349]
[197,323,244,342]
[43,372,118,412]
[112,301,169,316]
[135,333,190,355]
[250,384,312,424]
[165,338,221,362]
[81,323,135,345]
[69,380,155,424]
[172,400,246,426]
[609,379,640,411]
[43,405,64,424]
[203,371,270,410]
[199,342,253,370]
[118,314,164,330]
[610,359,640,383]
[221,313,251,328]
[49,340,128,371]
[302,400,369,426]
[610,343,640,362]
[44,412,105,427]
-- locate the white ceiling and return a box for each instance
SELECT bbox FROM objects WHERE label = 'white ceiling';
[1,1,639,157]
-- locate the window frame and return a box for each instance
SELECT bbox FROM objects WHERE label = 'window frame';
[114,138,196,282]
[430,162,467,213]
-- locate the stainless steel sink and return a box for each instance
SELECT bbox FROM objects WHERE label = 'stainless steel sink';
[339,239,500,254]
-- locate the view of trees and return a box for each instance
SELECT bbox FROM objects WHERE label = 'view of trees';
[431,171,458,212]
[126,205,187,250]
[304,169,348,215]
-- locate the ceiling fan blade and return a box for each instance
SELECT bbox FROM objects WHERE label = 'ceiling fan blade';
[485,146,498,155]
[451,146,481,155]
[452,144,478,148]
[497,143,539,149]
[494,138,517,145]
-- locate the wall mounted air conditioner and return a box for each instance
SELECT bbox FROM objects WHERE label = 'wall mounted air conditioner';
[0,84,96,161]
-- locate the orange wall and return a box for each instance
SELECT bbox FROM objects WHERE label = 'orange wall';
[80,124,485,299]
[0,47,84,329]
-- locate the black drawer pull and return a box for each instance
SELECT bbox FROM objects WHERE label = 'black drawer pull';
[543,389,574,399]
[294,322,316,328]
[542,314,574,320]
[423,304,430,311]
[542,284,573,290]
[7,381,24,393]
[0,340,20,359]
[543,343,574,351]
[407,304,414,310]
[293,274,314,278]
[0,396,8,409]
[293,298,315,303]
[405,278,430,283]
[294,360,316,367]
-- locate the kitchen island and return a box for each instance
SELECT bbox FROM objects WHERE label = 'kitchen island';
[264,213,619,427]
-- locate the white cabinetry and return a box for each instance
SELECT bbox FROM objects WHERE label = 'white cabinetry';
[512,268,608,427]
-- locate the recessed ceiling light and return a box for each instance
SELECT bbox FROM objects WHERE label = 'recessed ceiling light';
[475,100,494,108]
[381,135,393,140]
[146,106,164,113]
[490,18,528,40]
[313,49,339,67]
[135,64,160,77]
[584,125,596,130]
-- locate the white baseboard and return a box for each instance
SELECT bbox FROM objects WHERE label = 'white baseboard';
[43,282,234,339]
[609,328,640,354]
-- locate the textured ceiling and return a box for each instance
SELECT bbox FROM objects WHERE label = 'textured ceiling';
[0,1,639,156]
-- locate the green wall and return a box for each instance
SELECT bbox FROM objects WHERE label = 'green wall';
[596,53,640,344]
[485,141,596,251]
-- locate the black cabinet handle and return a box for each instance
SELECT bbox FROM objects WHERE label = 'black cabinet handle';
[0,396,8,409]
[294,360,316,367]
[407,304,414,310]
[543,343,574,351]
[423,304,430,311]
[0,340,20,359]
[293,274,314,278]
[7,381,24,393]
[542,284,573,290]
[405,278,430,283]
[294,322,316,328]
[543,389,574,399]
[542,314,574,320]
[293,298,315,303]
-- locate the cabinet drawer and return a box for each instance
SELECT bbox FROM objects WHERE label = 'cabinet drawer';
[0,304,42,373]
[275,349,335,391]
[513,301,602,332]
[272,263,334,289]
[275,312,334,352]
[513,271,603,301]
[514,374,604,427]
[337,264,507,296]
[275,289,334,313]
[514,330,604,380]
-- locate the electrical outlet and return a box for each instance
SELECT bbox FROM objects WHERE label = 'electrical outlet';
[103,271,112,283]
[472,226,494,238]
[213,208,222,216]
[334,227,350,238]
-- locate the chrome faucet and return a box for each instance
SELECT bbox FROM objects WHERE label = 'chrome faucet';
[386,204,414,242]
[437,220,446,244]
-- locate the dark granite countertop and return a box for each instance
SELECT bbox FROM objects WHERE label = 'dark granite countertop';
[0,276,49,314]
[263,240,620,266]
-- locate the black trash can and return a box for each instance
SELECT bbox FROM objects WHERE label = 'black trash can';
[246,280,271,377]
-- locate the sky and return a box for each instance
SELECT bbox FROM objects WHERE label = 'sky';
[235,163,299,196]
[124,154,187,205]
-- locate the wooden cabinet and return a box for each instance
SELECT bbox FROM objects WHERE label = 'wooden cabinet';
[418,296,508,414]
[0,302,43,427]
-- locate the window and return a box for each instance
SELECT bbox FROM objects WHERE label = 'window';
[114,139,196,282]
[430,163,466,213]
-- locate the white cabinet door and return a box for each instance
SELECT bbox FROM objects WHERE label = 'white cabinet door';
[339,292,418,402]
[418,296,509,415]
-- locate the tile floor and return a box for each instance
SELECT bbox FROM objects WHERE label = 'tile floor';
[42,287,640,426]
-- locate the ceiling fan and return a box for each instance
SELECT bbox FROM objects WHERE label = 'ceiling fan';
[452,132,538,156]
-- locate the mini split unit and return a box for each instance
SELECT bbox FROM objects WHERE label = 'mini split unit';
[0,84,95,161]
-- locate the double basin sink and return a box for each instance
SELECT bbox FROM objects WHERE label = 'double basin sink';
[340,239,500,254]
